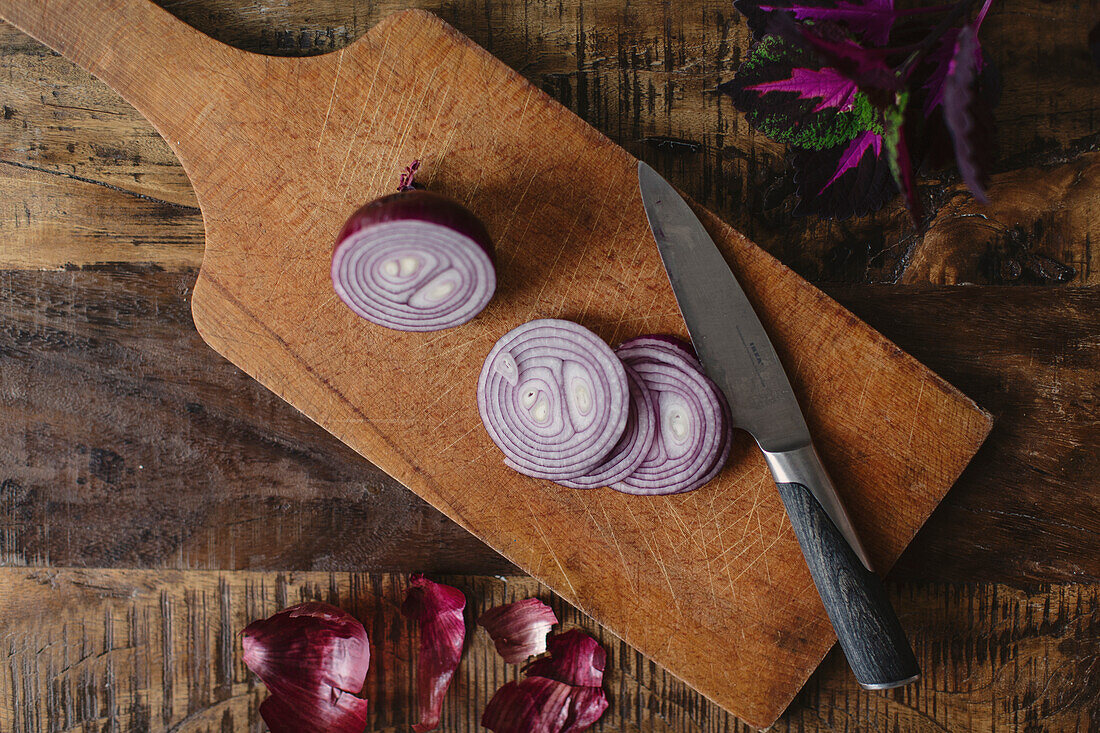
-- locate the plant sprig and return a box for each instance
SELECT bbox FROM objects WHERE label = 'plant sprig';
[721,0,996,222]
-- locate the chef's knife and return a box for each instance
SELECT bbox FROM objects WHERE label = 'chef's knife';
[637,161,920,690]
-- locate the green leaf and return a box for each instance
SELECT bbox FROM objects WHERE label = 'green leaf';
[883,91,922,222]
[721,35,882,152]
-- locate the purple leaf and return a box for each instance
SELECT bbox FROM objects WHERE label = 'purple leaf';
[819,130,882,193]
[943,25,991,203]
[760,0,896,45]
[748,66,859,112]
[922,0,992,116]
[720,36,877,151]
[791,132,895,219]
[922,27,983,116]
[734,0,832,39]
[794,26,900,105]
[889,122,922,223]
[883,95,922,223]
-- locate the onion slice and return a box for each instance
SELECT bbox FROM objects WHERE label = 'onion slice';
[478,319,629,480]
[556,364,657,489]
[611,337,731,495]
[332,189,495,331]
[402,575,467,732]
[620,334,700,368]
[478,598,560,664]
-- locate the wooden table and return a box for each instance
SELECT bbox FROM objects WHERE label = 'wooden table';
[0,0,1096,730]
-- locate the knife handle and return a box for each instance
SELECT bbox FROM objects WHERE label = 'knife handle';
[768,447,920,689]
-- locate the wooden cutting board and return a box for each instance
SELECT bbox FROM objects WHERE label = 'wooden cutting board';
[0,0,992,726]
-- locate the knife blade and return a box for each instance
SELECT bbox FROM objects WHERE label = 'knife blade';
[638,160,920,691]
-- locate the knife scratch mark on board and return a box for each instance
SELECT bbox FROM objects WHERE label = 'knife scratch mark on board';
[389,66,444,176]
[523,497,578,600]
[336,31,392,194]
[579,191,630,322]
[621,501,682,612]
[558,172,620,313]
[416,81,452,166]
[437,424,480,455]
[598,503,639,596]
[855,372,873,418]
[756,511,771,584]
[345,64,399,195]
[493,157,538,256]
[907,381,926,449]
[607,236,649,346]
[533,166,588,306]
[367,79,419,193]
[741,472,769,541]
[316,48,344,149]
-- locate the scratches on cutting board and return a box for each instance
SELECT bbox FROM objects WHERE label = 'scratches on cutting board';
[523,495,578,601]
[597,501,640,597]
[336,30,393,196]
[906,380,927,450]
[316,48,344,150]
[621,500,682,614]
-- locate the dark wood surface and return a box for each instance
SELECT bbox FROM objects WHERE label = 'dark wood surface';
[2,569,1099,733]
[2,270,1093,585]
[0,0,1097,729]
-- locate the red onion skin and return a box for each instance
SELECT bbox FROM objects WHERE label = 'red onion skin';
[478,598,560,664]
[481,676,608,733]
[259,686,370,733]
[402,575,467,733]
[523,629,606,687]
[241,602,371,733]
[336,190,495,264]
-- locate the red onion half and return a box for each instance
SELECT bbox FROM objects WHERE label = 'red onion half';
[611,337,732,495]
[332,189,495,331]
[478,319,629,480]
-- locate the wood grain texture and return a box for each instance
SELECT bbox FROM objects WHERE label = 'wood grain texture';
[775,480,920,688]
[2,0,1098,283]
[1,569,1097,732]
[0,3,996,724]
[0,271,1094,584]
[0,160,203,270]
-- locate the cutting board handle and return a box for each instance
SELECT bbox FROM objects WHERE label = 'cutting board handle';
[0,0,247,155]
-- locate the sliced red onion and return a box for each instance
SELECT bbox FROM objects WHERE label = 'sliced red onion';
[696,381,734,488]
[478,319,629,480]
[332,190,496,331]
[478,598,559,664]
[556,364,656,489]
[611,337,730,495]
[402,575,467,733]
[619,334,700,368]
